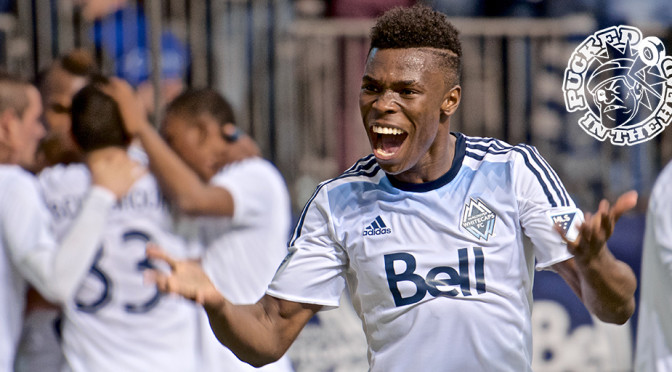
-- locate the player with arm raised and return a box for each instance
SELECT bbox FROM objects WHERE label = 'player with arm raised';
[0,74,139,371]
[144,5,636,371]
[14,48,100,372]
[104,81,294,371]
[40,80,199,372]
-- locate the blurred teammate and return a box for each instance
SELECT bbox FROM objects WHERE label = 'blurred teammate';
[635,160,672,371]
[37,81,199,372]
[14,49,99,372]
[35,49,98,169]
[0,74,138,371]
[143,5,636,372]
[106,81,293,371]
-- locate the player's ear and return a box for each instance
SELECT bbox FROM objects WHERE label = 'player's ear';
[441,85,461,117]
[193,117,210,144]
[0,108,17,141]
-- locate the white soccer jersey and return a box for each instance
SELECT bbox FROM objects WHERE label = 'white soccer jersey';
[38,162,199,372]
[1,164,116,371]
[0,166,44,371]
[635,161,672,372]
[191,158,294,372]
[267,133,584,371]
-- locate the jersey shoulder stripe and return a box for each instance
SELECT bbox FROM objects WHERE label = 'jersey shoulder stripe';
[289,155,381,246]
[463,135,570,208]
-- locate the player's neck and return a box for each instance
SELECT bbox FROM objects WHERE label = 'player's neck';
[85,146,129,164]
[0,143,14,164]
[393,132,456,184]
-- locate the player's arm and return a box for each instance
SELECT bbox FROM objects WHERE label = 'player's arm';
[147,245,321,366]
[102,77,235,217]
[12,151,141,303]
[552,191,638,325]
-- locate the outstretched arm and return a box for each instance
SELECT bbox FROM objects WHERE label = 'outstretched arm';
[15,150,142,303]
[146,245,320,366]
[553,191,638,324]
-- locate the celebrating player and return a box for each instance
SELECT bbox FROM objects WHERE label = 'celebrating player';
[103,81,294,371]
[635,159,672,371]
[38,81,200,372]
[144,5,637,371]
[0,73,139,371]
[14,49,100,372]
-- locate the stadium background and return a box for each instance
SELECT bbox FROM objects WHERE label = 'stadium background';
[5,0,671,370]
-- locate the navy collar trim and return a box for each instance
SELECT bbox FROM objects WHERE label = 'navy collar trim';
[386,132,466,192]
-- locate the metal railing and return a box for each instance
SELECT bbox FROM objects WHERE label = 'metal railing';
[2,2,663,210]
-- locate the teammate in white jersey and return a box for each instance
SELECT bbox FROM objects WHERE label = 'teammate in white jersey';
[0,74,139,371]
[14,48,99,372]
[143,5,636,371]
[635,160,672,371]
[105,84,294,371]
[45,81,199,372]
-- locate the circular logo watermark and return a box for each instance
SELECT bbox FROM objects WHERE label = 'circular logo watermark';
[563,26,672,146]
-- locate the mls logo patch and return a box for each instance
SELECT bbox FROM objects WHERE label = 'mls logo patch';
[462,198,496,241]
[551,212,576,235]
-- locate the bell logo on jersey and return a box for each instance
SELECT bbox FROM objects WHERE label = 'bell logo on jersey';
[363,215,392,236]
[461,198,496,241]
[384,247,486,307]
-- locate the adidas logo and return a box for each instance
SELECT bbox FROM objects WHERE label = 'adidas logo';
[363,216,392,236]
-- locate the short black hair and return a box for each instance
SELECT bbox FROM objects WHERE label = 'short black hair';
[165,88,236,128]
[70,80,130,152]
[369,5,462,84]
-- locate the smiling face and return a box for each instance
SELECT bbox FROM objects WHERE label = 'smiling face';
[359,47,460,183]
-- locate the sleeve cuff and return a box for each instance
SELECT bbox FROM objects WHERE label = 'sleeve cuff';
[89,185,117,207]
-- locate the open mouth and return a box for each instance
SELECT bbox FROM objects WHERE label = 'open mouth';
[371,125,408,159]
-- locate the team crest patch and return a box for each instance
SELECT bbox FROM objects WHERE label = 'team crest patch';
[563,25,672,146]
[462,198,496,241]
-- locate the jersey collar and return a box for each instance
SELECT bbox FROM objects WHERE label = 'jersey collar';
[386,132,466,193]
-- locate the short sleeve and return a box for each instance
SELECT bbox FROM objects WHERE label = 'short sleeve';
[266,185,347,308]
[512,146,584,270]
[210,159,287,226]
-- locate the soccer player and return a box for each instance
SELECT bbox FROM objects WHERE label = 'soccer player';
[35,49,98,168]
[146,5,636,371]
[41,81,199,372]
[104,83,293,371]
[0,74,138,371]
[14,49,99,372]
[635,160,672,371]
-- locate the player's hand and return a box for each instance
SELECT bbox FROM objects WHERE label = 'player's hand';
[220,124,261,164]
[558,190,637,265]
[145,244,221,305]
[87,149,145,199]
[99,77,150,137]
